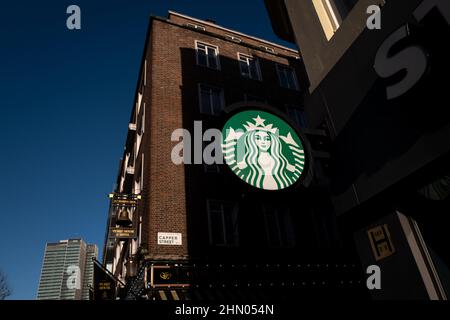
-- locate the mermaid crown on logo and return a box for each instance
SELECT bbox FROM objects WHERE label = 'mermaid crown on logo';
[243,115,278,134]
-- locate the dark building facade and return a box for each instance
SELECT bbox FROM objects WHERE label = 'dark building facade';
[266,0,450,299]
[102,11,366,300]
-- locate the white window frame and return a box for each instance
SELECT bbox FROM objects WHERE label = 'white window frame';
[238,53,262,81]
[144,60,147,87]
[137,92,143,115]
[135,103,145,157]
[135,134,141,162]
[141,102,145,134]
[206,200,239,247]
[186,23,206,31]
[195,41,221,70]
[276,64,299,91]
[134,176,140,195]
[198,83,225,115]
[134,153,144,195]
[225,34,242,43]
[260,45,275,53]
[312,0,349,40]
[127,149,135,175]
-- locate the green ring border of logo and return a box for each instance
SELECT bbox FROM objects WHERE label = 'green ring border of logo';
[220,102,313,191]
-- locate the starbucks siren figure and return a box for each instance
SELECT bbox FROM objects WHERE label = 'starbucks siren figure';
[236,124,296,190]
[223,114,305,190]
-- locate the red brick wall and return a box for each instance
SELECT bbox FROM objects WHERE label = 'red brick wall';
[137,15,304,262]
[143,19,189,260]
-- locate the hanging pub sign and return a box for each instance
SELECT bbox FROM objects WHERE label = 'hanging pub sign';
[109,193,141,239]
[222,110,308,190]
[110,227,136,239]
[93,260,117,300]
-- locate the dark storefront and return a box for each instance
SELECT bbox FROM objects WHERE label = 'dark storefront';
[265,0,450,299]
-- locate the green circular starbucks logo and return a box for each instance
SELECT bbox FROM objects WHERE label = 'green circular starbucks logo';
[222,110,306,190]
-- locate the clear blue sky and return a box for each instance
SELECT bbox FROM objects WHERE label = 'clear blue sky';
[0,0,295,299]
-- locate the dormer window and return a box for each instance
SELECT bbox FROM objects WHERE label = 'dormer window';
[185,23,206,31]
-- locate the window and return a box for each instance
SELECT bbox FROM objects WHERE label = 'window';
[262,205,296,248]
[244,94,267,104]
[141,103,145,134]
[260,46,275,53]
[286,104,307,129]
[137,92,143,115]
[312,0,359,40]
[134,155,144,194]
[225,34,242,43]
[136,102,145,141]
[144,60,147,86]
[135,102,144,156]
[127,149,135,173]
[195,41,220,70]
[136,132,142,157]
[185,23,206,31]
[238,53,262,80]
[276,64,299,90]
[207,200,239,247]
[198,84,225,115]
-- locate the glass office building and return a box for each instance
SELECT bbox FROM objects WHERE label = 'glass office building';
[37,239,98,300]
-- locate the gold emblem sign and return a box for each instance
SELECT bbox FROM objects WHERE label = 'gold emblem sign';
[367,224,396,261]
[160,272,172,280]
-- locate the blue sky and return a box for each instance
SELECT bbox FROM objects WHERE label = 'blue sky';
[0,0,295,299]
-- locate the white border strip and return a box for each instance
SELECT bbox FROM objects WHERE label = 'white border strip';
[169,11,299,54]
[397,211,446,300]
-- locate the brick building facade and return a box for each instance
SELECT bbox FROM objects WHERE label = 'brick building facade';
[102,11,364,300]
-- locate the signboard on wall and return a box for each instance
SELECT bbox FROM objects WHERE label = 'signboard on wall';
[157,232,182,245]
[109,193,141,240]
[110,227,136,239]
[367,224,396,261]
[149,265,191,288]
